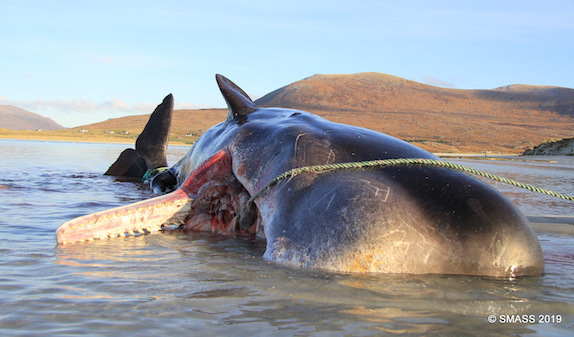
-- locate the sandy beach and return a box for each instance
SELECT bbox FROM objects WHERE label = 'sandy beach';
[0,129,193,146]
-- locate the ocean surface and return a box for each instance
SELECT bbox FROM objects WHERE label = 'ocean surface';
[0,139,573,336]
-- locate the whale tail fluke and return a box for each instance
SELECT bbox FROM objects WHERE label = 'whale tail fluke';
[104,94,174,178]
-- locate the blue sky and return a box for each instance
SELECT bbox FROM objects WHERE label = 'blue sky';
[1,0,573,127]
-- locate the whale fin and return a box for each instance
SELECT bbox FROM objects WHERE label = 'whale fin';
[135,94,173,169]
[216,74,256,121]
[104,148,147,178]
[104,94,173,178]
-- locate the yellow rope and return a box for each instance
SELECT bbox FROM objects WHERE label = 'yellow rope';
[238,158,573,220]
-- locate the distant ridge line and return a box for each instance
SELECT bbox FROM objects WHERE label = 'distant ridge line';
[0,105,64,130]
[28,72,574,153]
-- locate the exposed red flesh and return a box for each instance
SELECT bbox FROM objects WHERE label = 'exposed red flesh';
[56,150,248,244]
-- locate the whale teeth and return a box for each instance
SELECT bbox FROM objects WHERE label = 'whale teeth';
[59,200,188,244]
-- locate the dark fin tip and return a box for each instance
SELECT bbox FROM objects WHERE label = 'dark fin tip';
[135,94,174,170]
[216,74,256,120]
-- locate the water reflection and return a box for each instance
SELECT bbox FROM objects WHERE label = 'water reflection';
[49,230,573,335]
[1,140,573,336]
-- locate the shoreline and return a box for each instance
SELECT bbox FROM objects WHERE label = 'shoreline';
[0,135,525,155]
[436,152,574,163]
[527,215,574,235]
[2,136,573,161]
[0,134,193,147]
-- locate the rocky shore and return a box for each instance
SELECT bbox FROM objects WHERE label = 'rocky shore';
[523,137,574,156]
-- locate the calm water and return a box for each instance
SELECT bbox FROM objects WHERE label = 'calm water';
[0,139,573,336]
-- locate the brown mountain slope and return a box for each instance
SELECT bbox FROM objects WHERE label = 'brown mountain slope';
[0,105,64,130]
[75,109,227,144]
[255,73,574,153]
[78,73,574,153]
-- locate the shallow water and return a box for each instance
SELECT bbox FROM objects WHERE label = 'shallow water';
[0,139,573,336]
[450,157,574,216]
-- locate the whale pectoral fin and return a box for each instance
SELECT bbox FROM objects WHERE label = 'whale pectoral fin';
[216,74,257,121]
[104,94,174,178]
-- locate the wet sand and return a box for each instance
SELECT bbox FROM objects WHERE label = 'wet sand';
[0,133,193,146]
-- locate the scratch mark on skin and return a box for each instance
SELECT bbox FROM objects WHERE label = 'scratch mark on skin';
[327,149,336,164]
[308,189,337,211]
[325,193,336,210]
[488,231,506,267]
[375,185,390,202]
[423,247,434,264]
[355,178,391,203]
[294,133,306,161]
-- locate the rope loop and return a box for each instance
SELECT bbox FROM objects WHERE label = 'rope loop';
[142,167,170,182]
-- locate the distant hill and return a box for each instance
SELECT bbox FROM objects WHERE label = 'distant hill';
[0,105,64,130]
[77,73,574,153]
[255,73,574,152]
[257,73,574,116]
[77,108,228,139]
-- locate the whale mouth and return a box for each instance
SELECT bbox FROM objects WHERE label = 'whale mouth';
[56,150,260,244]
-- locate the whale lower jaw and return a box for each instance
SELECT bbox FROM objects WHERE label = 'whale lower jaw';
[56,150,260,244]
